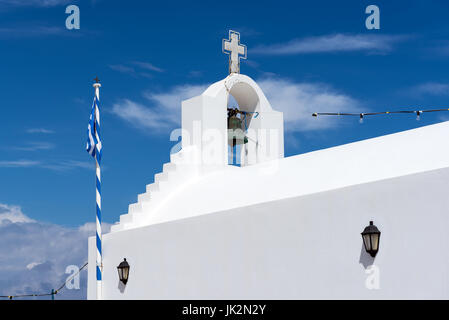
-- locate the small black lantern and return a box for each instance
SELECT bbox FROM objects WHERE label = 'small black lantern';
[117,258,130,285]
[361,221,381,257]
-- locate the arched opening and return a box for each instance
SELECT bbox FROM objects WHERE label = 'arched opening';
[181,73,283,168]
[227,94,244,166]
[227,82,260,167]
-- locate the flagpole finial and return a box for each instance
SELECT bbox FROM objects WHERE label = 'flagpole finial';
[93,76,101,88]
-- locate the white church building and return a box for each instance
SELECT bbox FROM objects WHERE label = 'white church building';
[88,31,449,299]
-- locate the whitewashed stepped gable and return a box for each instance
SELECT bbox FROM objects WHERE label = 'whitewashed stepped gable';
[110,146,199,232]
[111,74,285,232]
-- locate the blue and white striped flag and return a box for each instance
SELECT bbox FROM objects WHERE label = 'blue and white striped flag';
[86,96,102,162]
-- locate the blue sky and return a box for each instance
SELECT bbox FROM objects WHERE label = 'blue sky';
[0,0,449,298]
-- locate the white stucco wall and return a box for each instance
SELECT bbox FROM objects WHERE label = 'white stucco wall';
[89,166,449,299]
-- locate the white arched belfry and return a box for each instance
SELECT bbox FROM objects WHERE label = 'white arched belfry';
[181,73,284,167]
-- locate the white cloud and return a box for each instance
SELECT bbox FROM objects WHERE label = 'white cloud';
[26,262,43,270]
[257,77,361,131]
[111,78,360,133]
[111,99,167,131]
[26,128,55,134]
[0,160,41,168]
[0,204,35,224]
[252,33,408,55]
[412,82,449,96]
[143,84,208,117]
[131,61,164,73]
[0,203,111,299]
[14,142,55,151]
[109,64,136,76]
[0,159,92,171]
[110,61,164,78]
[40,160,93,171]
[111,84,208,131]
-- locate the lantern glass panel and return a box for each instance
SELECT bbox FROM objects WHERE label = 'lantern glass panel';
[370,233,379,251]
[363,234,372,251]
[123,267,129,281]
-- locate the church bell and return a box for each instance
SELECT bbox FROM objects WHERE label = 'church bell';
[228,109,248,146]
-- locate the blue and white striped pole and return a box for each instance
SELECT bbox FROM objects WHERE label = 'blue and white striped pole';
[93,81,102,300]
[84,78,102,300]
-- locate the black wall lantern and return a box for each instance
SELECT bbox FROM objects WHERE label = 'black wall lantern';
[117,258,130,285]
[361,221,381,257]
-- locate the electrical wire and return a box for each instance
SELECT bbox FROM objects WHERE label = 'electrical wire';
[312,108,449,120]
[0,262,88,300]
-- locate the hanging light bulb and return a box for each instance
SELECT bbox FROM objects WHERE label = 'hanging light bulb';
[416,110,422,121]
[359,113,364,124]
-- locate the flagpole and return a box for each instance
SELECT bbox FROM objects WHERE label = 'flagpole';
[93,79,103,300]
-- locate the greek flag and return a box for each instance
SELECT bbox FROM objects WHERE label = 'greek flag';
[86,88,103,296]
[86,96,102,162]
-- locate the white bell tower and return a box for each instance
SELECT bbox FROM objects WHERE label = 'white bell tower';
[181,31,284,169]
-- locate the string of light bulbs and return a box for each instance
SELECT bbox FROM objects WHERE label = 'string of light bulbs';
[312,108,449,122]
[0,262,88,300]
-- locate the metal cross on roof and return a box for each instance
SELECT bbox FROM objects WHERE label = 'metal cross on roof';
[94,76,100,83]
[222,30,247,74]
